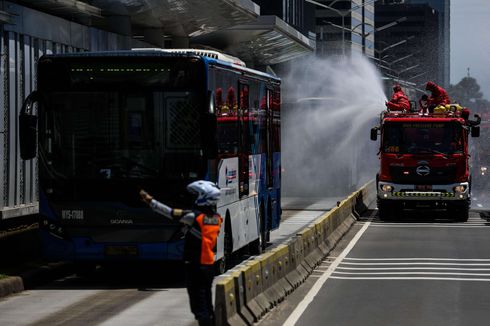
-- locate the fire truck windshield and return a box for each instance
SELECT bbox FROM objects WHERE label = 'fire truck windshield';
[382,121,464,155]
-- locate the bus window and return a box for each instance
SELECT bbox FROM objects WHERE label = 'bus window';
[239,82,250,197]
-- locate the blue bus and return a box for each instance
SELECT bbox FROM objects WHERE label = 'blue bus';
[19,49,281,272]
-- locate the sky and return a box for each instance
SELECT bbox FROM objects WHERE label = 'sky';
[451,0,490,100]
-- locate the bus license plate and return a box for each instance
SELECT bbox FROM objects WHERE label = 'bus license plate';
[416,185,432,191]
[105,245,138,256]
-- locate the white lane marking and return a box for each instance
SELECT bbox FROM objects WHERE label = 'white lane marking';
[371,224,489,228]
[283,221,371,326]
[329,276,490,281]
[337,267,490,271]
[343,257,490,261]
[340,262,490,266]
[333,271,490,276]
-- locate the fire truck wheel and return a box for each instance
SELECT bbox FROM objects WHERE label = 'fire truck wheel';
[378,200,395,221]
[450,203,469,222]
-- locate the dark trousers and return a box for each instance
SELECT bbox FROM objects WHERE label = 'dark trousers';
[185,263,215,325]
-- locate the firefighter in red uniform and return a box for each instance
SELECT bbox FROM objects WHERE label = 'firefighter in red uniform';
[140,180,222,326]
[425,81,450,108]
[385,84,410,111]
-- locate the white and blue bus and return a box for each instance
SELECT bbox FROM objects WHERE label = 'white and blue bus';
[19,49,281,272]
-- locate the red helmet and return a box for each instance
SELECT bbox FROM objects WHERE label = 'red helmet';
[425,81,436,91]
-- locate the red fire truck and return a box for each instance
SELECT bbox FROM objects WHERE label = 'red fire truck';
[371,105,481,221]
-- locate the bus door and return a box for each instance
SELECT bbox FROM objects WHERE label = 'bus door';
[266,88,273,189]
[270,89,280,189]
[238,81,249,197]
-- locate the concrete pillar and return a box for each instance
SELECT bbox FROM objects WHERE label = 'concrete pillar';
[107,15,131,36]
[172,36,190,48]
[144,28,165,48]
[105,3,131,36]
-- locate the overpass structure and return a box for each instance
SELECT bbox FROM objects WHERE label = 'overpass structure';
[0,0,315,220]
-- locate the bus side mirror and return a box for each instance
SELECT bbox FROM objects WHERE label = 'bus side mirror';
[370,127,378,141]
[471,126,480,138]
[19,91,40,160]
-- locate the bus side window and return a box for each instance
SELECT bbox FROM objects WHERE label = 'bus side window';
[216,72,238,157]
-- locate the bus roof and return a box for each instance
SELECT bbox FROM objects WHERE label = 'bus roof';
[40,49,281,83]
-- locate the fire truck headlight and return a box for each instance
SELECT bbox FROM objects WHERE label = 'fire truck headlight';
[381,184,393,192]
[453,185,467,193]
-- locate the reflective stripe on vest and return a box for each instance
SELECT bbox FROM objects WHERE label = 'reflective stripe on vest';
[195,213,222,265]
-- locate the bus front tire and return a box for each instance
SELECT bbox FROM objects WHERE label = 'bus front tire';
[249,207,266,255]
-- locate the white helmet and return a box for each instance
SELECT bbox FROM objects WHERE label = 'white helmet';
[187,180,221,206]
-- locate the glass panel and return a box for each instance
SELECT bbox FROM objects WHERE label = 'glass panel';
[382,122,463,154]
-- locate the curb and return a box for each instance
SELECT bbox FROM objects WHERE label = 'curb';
[0,262,73,299]
[0,276,24,297]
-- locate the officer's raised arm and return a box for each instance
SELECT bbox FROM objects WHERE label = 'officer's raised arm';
[139,189,185,220]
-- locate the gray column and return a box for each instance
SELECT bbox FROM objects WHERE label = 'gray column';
[172,36,190,48]
[144,28,165,48]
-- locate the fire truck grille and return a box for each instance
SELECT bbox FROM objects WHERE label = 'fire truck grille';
[389,166,457,185]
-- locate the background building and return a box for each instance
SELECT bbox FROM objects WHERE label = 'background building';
[375,1,441,91]
[312,0,376,57]
[405,0,450,88]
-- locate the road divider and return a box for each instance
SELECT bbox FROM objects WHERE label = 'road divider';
[214,180,375,325]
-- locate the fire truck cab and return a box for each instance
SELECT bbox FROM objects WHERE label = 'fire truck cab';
[371,105,481,221]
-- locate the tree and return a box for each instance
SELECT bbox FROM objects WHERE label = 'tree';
[448,76,490,113]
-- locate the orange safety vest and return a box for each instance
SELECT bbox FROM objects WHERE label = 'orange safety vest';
[194,213,223,265]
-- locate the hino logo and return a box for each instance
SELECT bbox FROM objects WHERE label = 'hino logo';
[416,165,431,176]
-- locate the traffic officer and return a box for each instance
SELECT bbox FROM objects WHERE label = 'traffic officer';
[140,180,222,326]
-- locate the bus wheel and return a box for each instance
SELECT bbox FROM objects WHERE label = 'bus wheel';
[451,202,469,222]
[249,206,266,255]
[75,262,97,278]
[216,214,233,275]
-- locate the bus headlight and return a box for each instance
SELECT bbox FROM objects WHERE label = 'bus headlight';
[453,185,467,193]
[381,184,393,192]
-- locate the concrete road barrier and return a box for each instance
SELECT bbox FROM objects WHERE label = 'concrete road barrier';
[0,276,23,297]
[214,181,375,324]
[285,236,308,288]
[242,259,269,320]
[271,245,294,296]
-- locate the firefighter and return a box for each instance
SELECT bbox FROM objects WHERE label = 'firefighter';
[425,81,450,108]
[419,94,429,114]
[139,180,222,326]
[385,84,410,111]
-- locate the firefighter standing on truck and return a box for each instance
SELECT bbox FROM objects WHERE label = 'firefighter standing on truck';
[425,81,451,108]
[140,180,222,326]
[385,84,410,111]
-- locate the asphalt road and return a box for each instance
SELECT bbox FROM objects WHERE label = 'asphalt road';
[0,197,337,326]
[271,207,490,326]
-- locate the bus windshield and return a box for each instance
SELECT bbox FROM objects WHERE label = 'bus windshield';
[382,121,464,155]
[38,57,207,181]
